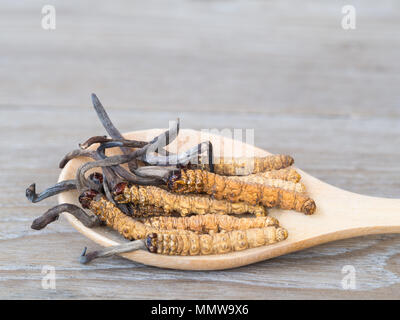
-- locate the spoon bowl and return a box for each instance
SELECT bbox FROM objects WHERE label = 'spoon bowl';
[58,129,400,270]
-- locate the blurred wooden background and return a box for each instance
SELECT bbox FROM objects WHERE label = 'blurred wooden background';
[0,0,399,299]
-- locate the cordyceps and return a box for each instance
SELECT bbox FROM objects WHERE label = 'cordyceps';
[197,154,294,175]
[80,223,288,262]
[229,175,306,193]
[145,226,288,256]
[80,191,159,240]
[30,187,288,261]
[113,183,267,217]
[77,190,288,258]
[166,169,316,215]
[79,191,278,238]
[255,168,302,183]
[26,93,315,265]
[141,214,279,234]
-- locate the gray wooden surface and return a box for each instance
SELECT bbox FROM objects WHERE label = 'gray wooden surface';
[1,0,400,299]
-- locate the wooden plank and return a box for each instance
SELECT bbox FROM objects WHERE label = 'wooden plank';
[0,0,399,299]
[1,107,400,298]
[0,1,400,116]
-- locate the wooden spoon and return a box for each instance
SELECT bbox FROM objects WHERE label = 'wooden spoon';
[58,129,400,270]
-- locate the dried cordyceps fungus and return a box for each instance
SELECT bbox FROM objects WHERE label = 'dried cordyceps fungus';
[145,226,288,256]
[26,93,317,264]
[164,169,316,215]
[197,154,294,176]
[113,183,268,217]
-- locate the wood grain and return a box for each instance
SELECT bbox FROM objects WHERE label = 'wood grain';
[1,0,400,299]
[58,129,400,270]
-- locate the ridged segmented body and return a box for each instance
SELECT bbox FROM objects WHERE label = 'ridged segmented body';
[142,214,279,234]
[229,175,306,193]
[115,184,267,217]
[88,196,288,256]
[197,154,294,175]
[128,204,169,217]
[145,226,288,255]
[256,168,301,183]
[89,195,161,240]
[168,169,316,215]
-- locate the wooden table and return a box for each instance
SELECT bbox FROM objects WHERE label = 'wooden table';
[1,0,399,299]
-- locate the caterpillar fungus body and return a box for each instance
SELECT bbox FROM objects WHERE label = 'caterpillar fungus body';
[80,191,159,240]
[229,175,306,193]
[79,191,288,256]
[141,214,279,234]
[167,169,316,215]
[197,154,294,175]
[113,184,267,217]
[255,168,302,183]
[145,226,288,256]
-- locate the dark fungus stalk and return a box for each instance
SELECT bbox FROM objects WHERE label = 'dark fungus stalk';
[59,149,95,169]
[26,180,76,203]
[60,148,101,192]
[140,117,180,156]
[60,148,107,190]
[61,142,162,190]
[26,174,106,231]
[75,119,180,186]
[91,94,130,148]
[83,137,214,173]
[27,174,105,230]
[79,135,148,150]
[25,173,104,204]
[101,172,136,218]
[130,140,214,181]
[141,141,214,172]
[98,161,131,213]
[59,148,117,193]
[95,142,164,216]
[27,179,132,230]
[91,93,163,171]
[79,241,145,264]
[80,135,173,157]
[93,144,144,215]
[91,93,138,171]
[31,203,101,230]
[96,142,165,185]
[131,166,176,181]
